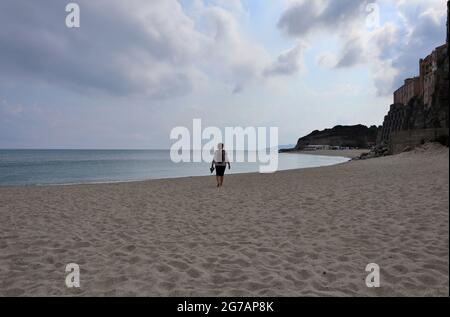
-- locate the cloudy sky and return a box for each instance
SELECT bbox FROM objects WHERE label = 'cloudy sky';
[0,0,447,149]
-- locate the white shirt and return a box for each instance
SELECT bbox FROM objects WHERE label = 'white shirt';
[213,150,230,166]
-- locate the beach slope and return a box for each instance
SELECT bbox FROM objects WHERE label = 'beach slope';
[0,144,448,296]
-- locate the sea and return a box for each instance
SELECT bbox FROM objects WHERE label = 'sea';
[0,150,349,186]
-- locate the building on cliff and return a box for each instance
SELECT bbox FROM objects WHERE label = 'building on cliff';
[393,77,421,106]
[420,43,448,109]
[392,43,448,109]
[378,1,449,154]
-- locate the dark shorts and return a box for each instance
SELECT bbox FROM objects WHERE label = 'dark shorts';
[215,165,226,176]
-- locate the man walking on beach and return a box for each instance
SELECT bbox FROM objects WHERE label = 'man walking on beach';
[211,143,231,188]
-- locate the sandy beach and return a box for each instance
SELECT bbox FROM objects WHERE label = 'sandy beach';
[0,145,448,297]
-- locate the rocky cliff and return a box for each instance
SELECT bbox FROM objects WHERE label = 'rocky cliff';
[293,125,379,150]
[378,43,449,152]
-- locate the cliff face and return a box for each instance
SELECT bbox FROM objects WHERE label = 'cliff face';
[378,43,449,151]
[426,46,449,129]
[295,125,378,150]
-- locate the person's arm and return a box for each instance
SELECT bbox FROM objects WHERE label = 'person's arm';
[211,160,215,169]
[225,152,231,169]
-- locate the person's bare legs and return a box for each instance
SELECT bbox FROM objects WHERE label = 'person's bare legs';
[216,176,220,187]
[219,176,224,187]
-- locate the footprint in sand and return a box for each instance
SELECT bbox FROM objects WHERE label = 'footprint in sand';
[155,264,172,273]
[168,260,190,271]
[298,269,313,280]
[186,268,203,278]
[4,288,25,296]
[122,244,136,252]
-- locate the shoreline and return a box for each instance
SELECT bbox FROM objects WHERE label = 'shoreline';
[0,145,448,296]
[0,152,352,189]
[282,149,369,159]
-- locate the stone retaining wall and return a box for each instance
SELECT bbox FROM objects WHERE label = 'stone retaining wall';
[390,128,449,154]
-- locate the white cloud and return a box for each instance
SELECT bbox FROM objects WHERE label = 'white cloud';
[278,0,370,37]
[368,1,447,95]
[317,52,338,69]
[0,0,283,98]
[277,0,448,96]
[199,6,271,92]
[335,37,367,68]
[264,42,306,77]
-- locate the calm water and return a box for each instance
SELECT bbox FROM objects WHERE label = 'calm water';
[0,150,349,186]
